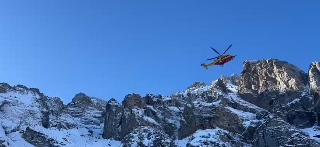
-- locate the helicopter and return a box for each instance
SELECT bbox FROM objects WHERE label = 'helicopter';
[201,44,236,69]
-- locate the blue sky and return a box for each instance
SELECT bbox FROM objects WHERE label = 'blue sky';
[0,0,319,103]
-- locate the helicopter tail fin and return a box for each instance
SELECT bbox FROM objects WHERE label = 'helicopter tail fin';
[201,63,208,69]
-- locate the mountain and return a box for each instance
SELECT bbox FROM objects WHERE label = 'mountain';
[1,59,320,147]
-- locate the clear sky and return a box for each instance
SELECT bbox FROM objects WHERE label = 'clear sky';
[0,0,319,103]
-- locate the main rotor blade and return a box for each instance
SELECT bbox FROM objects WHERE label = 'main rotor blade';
[222,44,233,55]
[210,47,221,55]
[206,57,219,61]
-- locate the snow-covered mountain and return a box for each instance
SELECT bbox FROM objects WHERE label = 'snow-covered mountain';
[1,59,320,147]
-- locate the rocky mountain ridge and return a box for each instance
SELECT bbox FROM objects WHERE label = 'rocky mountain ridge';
[1,59,320,147]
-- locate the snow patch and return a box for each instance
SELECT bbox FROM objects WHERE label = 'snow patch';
[0,124,9,146]
[0,91,39,106]
[244,60,258,64]
[162,96,172,101]
[226,83,238,93]
[7,132,34,147]
[189,129,228,146]
[120,126,171,147]
[132,108,159,125]
[226,107,257,128]
[174,84,212,97]
[0,91,42,132]
[301,127,320,142]
[31,126,121,147]
[108,100,121,106]
[175,128,238,147]
[193,100,221,107]
[287,98,300,106]
[226,93,266,112]
[168,106,180,112]
[143,116,159,125]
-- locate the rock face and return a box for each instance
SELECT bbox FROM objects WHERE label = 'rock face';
[240,59,308,93]
[100,77,263,146]
[1,59,320,147]
[253,116,320,147]
[102,98,123,139]
[63,92,107,127]
[122,93,146,109]
[309,61,320,93]
[237,59,318,128]
[22,127,58,147]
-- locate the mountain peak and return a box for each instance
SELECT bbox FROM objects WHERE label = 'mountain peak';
[240,58,308,95]
[186,81,207,92]
[107,98,120,106]
[0,82,11,93]
[71,92,92,104]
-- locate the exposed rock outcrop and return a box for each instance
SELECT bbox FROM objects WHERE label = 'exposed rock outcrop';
[309,61,320,93]
[239,59,308,95]
[253,116,320,147]
[122,93,146,109]
[237,59,320,129]
[61,93,107,127]
[22,127,58,147]
[102,98,123,140]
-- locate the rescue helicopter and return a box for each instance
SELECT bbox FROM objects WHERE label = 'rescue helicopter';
[201,44,236,69]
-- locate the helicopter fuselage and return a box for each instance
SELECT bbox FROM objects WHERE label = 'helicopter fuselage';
[213,55,235,65]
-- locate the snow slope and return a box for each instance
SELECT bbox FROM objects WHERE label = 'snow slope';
[0,84,121,147]
[0,90,42,131]
[176,128,252,147]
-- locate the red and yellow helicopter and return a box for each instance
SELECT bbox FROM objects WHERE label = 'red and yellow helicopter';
[201,44,236,69]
